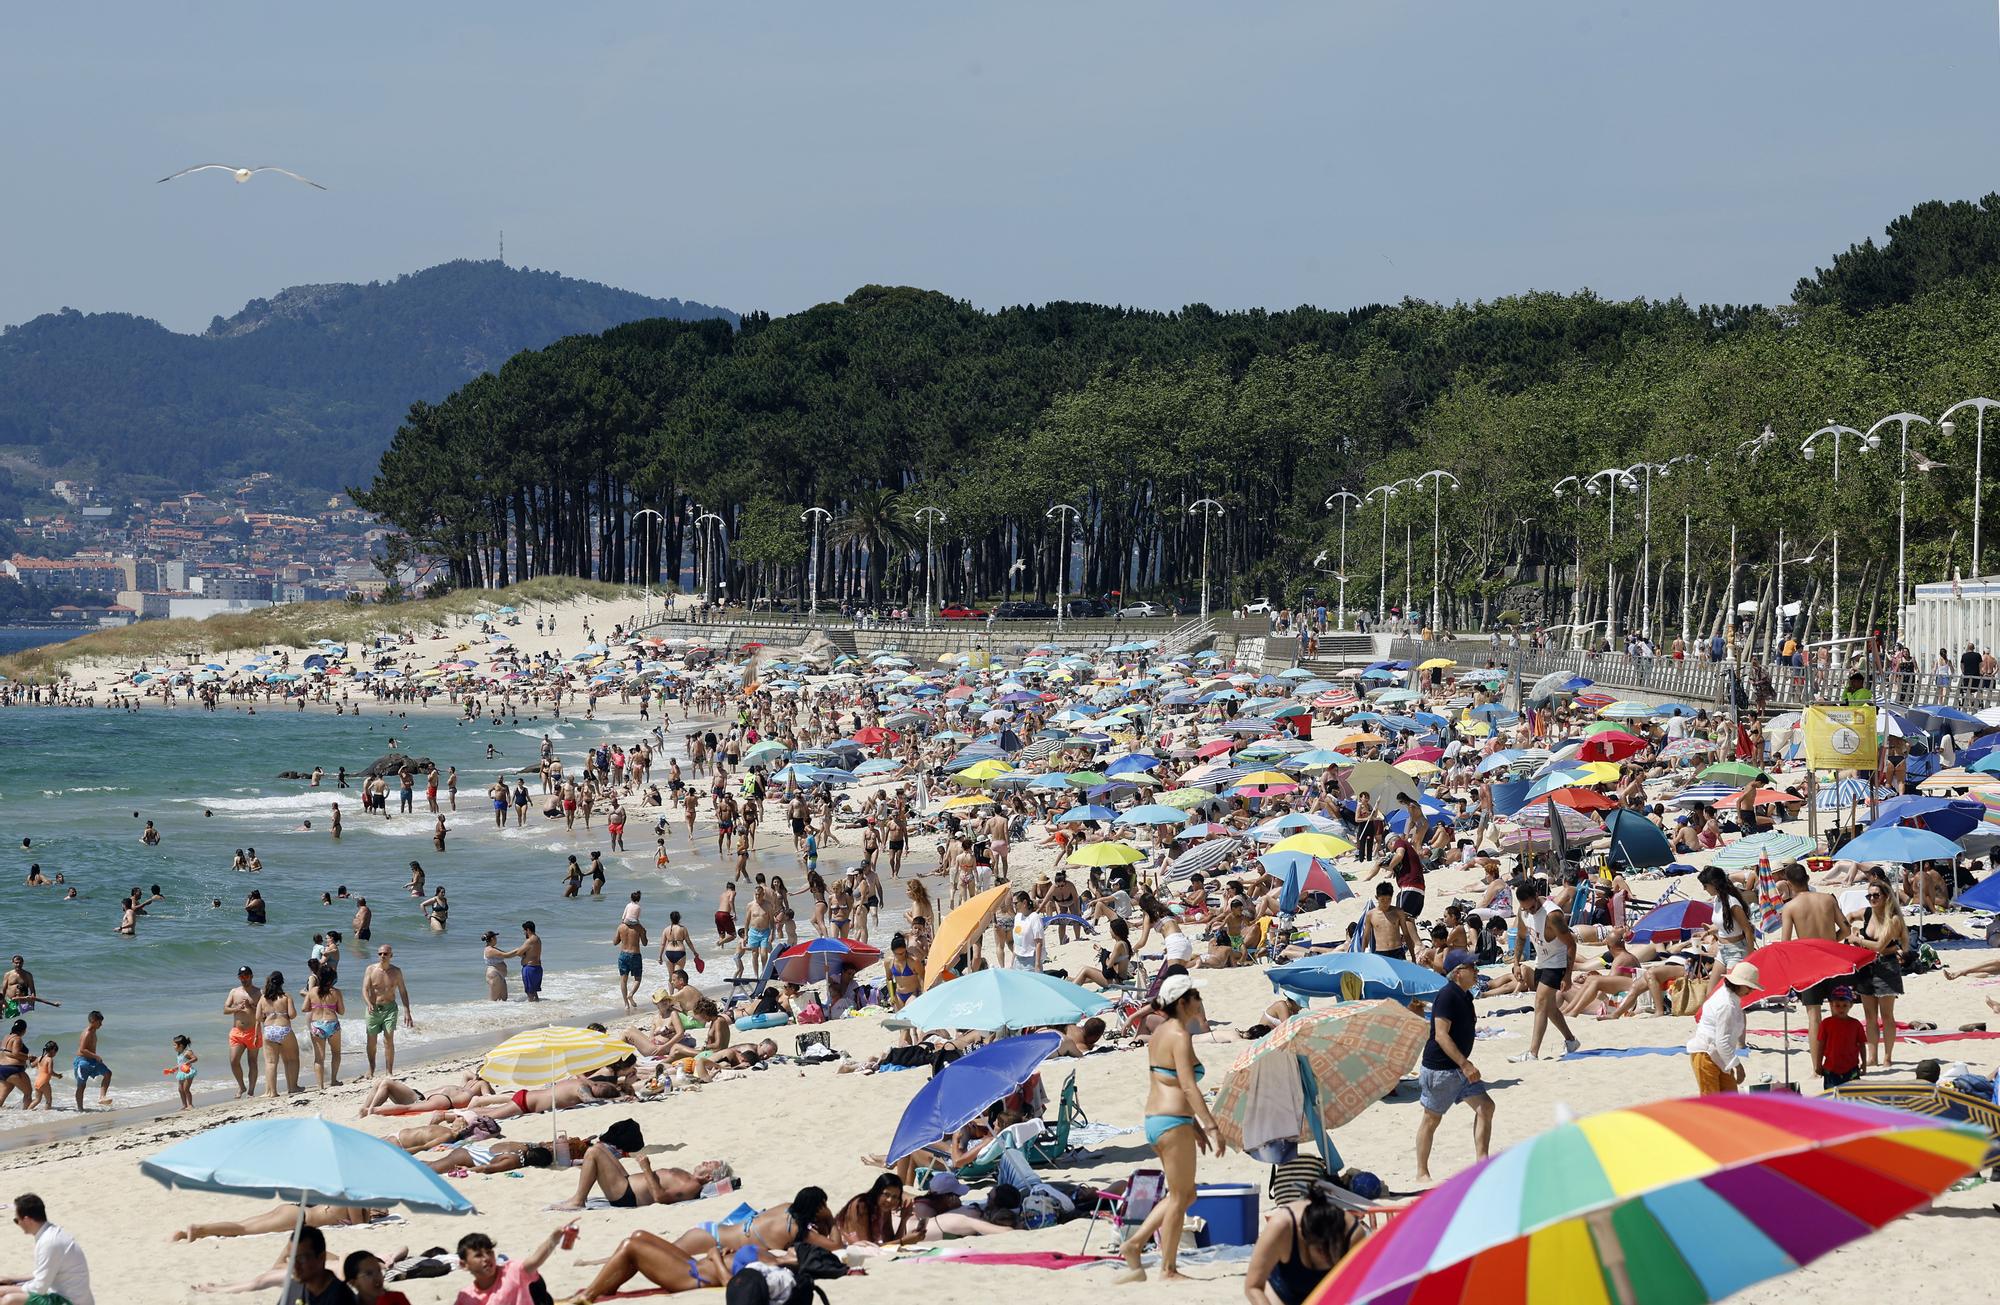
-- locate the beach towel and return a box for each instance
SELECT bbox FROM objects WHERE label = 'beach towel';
[1557,1046,1687,1059]
[933,1252,1118,1270]
[1752,1026,2000,1044]
[1062,1121,1135,1146]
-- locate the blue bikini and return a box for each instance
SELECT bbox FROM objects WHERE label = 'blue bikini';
[1143,1062,1205,1144]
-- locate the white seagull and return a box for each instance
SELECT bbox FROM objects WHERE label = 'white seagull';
[157,164,327,190]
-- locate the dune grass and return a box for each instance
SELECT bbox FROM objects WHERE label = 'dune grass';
[1,578,646,682]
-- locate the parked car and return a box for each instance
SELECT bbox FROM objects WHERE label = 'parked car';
[1063,598,1110,618]
[995,600,1057,620]
[1172,597,1202,616]
[939,603,987,620]
[1242,598,1274,614]
[1119,602,1162,618]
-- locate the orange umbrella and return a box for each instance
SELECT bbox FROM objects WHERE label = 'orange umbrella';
[925,884,1011,989]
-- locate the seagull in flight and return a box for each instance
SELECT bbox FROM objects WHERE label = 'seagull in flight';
[157,164,327,190]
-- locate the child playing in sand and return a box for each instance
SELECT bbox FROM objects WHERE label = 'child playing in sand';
[169,1034,198,1109]
[27,1041,58,1110]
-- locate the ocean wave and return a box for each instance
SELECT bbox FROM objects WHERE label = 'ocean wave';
[185,792,337,817]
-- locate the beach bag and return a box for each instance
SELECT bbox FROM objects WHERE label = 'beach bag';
[1666,978,1701,1017]
[796,1001,826,1025]
[601,1118,645,1155]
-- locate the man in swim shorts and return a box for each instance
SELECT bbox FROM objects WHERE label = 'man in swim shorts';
[223,966,262,1096]
[363,945,415,1076]
[615,919,648,1012]
[519,921,544,1002]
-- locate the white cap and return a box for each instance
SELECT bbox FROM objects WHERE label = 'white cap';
[1157,974,1200,1007]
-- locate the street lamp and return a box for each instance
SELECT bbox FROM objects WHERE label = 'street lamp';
[1409,470,1459,633]
[694,511,723,608]
[1773,527,1822,650]
[1324,490,1362,630]
[800,507,832,617]
[1940,398,2000,577]
[912,506,947,628]
[1801,424,1875,645]
[1553,467,1638,648]
[1189,498,1225,621]
[1363,482,1404,627]
[1867,412,1937,644]
[1619,457,1694,645]
[633,508,664,627]
[1047,504,1080,630]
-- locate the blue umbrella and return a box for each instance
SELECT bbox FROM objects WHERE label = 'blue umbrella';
[886,1033,1061,1164]
[145,1117,472,1300]
[1116,804,1189,826]
[1838,824,1963,864]
[1054,803,1118,824]
[1954,872,2000,912]
[1266,952,1444,1003]
[1867,795,1985,841]
[1815,778,1895,810]
[895,969,1112,1033]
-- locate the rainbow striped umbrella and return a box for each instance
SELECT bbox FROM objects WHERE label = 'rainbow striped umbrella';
[1311,1094,1986,1305]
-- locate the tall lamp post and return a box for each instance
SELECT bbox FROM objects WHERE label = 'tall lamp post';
[633,508,664,627]
[1410,470,1459,632]
[800,507,832,617]
[1941,398,2000,577]
[1189,497,1224,621]
[1047,504,1080,631]
[913,506,947,628]
[1363,482,1404,627]
[1324,490,1362,630]
[1801,424,1875,646]
[1867,412,1936,644]
[1553,467,1638,648]
[694,511,723,608]
[1620,457,1694,645]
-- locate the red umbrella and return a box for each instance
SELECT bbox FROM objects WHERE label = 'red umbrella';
[1741,939,1875,1004]
[854,726,901,745]
[1395,745,1446,765]
[1196,738,1237,758]
[1536,786,1618,812]
[1577,729,1646,761]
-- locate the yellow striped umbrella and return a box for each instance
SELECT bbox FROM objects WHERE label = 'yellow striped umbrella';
[481,1026,631,1091]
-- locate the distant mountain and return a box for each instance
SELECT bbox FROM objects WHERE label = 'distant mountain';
[0,260,735,491]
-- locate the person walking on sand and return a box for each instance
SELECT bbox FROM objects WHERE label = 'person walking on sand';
[223,965,261,1097]
[1414,955,1492,1184]
[1116,974,1224,1284]
[1687,961,1759,1093]
[1507,882,1581,1063]
[362,945,414,1077]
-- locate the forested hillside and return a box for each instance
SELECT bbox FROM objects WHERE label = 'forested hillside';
[354,195,2000,642]
[0,260,734,491]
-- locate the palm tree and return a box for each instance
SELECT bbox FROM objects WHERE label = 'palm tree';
[833,486,918,605]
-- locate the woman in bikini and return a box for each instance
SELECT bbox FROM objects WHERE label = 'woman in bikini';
[357,1071,487,1117]
[304,964,345,1089]
[1072,917,1134,989]
[656,911,700,973]
[555,1187,831,1303]
[1118,974,1223,1284]
[770,875,799,948]
[804,870,829,938]
[256,971,300,1097]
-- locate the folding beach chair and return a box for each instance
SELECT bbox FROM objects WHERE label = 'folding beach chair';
[1079,1165,1164,1256]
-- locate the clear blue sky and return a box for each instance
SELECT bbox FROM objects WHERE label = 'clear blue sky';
[4,3,1999,333]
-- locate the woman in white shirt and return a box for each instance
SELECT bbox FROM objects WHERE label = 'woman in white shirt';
[1685,960,1760,1094]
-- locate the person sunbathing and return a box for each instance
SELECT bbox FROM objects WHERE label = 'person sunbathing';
[548,1143,730,1210]
[1562,931,1645,1017]
[170,1203,389,1243]
[425,1139,555,1174]
[559,1189,834,1303]
[670,1039,776,1083]
[390,1111,499,1153]
[356,1071,486,1117]
[191,1241,409,1295]
[1603,953,1699,1018]
[464,1070,633,1118]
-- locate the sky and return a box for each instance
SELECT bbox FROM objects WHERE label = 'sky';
[5,3,2000,333]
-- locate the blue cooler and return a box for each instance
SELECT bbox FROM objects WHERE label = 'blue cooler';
[1188,1183,1258,1246]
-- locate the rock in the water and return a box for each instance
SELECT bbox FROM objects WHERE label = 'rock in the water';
[276,770,311,780]
[360,752,434,778]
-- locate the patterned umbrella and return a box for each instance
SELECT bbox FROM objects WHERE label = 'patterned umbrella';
[1312,1094,1987,1305]
[1659,737,1718,761]
[1212,1000,1426,1151]
[1710,831,1815,870]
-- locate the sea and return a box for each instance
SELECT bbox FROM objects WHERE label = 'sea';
[0,627,74,656]
[0,700,781,1131]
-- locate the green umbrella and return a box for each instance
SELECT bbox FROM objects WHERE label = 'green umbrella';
[1700,761,1764,782]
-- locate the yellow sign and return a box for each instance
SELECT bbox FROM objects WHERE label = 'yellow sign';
[1804,705,1877,771]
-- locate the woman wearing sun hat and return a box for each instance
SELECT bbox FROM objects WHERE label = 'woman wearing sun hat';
[1685,960,1760,1093]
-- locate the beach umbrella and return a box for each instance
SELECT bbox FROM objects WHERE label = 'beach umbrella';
[853,726,901,745]
[1627,898,1713,944]
[1815,779,1897,810]
[886,1032,1063,1164]
[145,1117,472,1302]
[926,884,1011,988]
[1167,838,1241,878]
[767,937,882,986]
[1577,729,1646,762]
[1158,787,1216,811]
[1954,872,2000,912]
[1836,824,1962,864]
[1701,761,1764,782]
[1346,760,1420,807]
[1866,795,1985,841]
[1213,1000,1427,1161]
[1269,831,1355,860]
[1659,737,1718,761]
[1067,840,1144,866]
[1310,1093,1987,1305]
[1262,852,1356,910]
[1710,830,1816,870]
[1598,700,1656,719]
[1740,939,1877,1005]
[1528,670,1581,700]
[896,968,1111,1034]
[1535,786,1617,812]
[1266,953,1446,1003]
[482,1026,630,1091]
[1116,804,1189,827]
[1053,803,1118,824]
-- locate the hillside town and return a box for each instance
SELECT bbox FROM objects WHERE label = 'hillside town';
[2,473,388,626]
